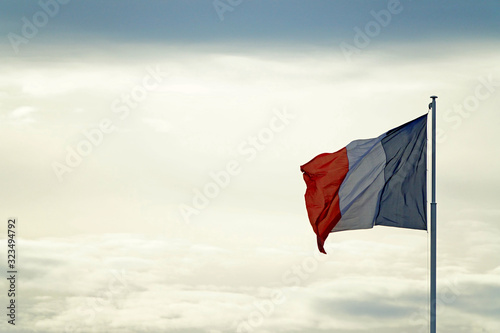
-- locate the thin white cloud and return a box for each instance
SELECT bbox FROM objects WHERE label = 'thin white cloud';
[9,106,36,118]
[142,117,172,133]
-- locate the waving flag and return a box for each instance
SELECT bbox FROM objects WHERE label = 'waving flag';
[301,114,428,253]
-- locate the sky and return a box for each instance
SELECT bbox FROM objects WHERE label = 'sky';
[0,0,500,332]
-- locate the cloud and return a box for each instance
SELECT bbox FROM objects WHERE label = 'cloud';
[5,106,37,124]
[142,117,172,133]
[1,231,498,333]
[9,106,36,118]
[0,39,499,333]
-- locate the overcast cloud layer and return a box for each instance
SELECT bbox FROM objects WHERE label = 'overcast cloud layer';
[1,1,500,332]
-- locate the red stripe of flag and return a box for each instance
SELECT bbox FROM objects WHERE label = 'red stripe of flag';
[300,148,349,253]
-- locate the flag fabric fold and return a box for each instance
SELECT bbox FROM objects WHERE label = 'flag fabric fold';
[301,114,428,253]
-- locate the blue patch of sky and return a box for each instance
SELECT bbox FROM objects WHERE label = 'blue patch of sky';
[1,0,499,46]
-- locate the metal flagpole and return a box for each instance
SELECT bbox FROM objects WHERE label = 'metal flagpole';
[430,96,438,333]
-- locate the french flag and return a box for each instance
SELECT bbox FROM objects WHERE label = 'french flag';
[301,114,428,253]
